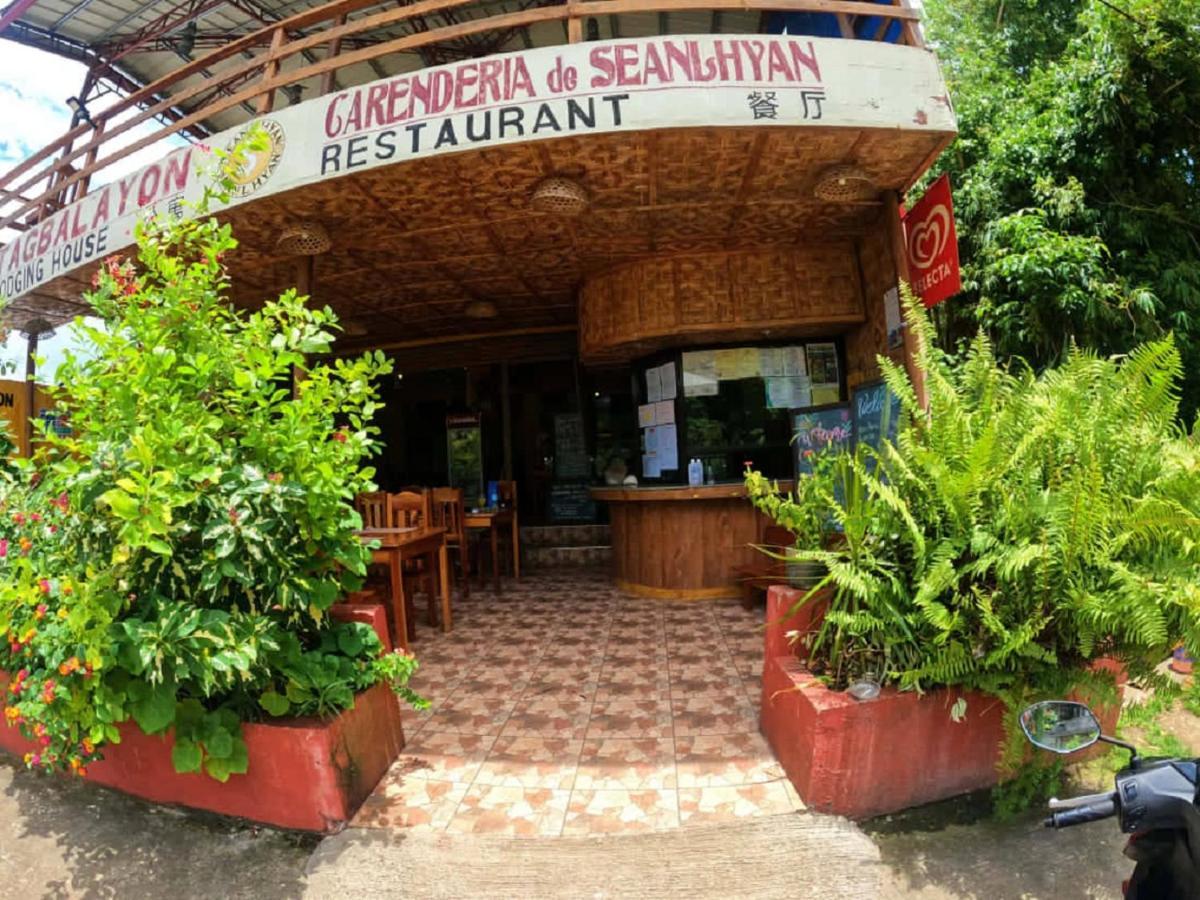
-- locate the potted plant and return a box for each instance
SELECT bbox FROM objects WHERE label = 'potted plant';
[749,289,1200,819]
[0,129,426,832]
[744,469,828,589]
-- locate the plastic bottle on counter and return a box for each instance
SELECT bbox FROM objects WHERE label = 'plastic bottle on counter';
[688,458,703,486]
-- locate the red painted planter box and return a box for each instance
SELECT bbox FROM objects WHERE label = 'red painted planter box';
[0,604,405,833]
[760,585,1122,819]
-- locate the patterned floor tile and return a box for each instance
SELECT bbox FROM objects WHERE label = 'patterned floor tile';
[472,735,582,789]
[674,733,785,787]
[351,776,468,830]
[393,730,497,783]
[421,695,517,735]
[563,789,680,835]
[671,697,759,737]
[575,737,677,790]
[447,784,570,837]
[502,697,593,738]
[677,781,800,827]
[587,698,674,739]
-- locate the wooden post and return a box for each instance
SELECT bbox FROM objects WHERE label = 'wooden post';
[255,27,287,115]
[23,332,37,458]
[78,118,107,199]
[883,190,928,410]
[567,16,582,42]
[501,361,512,480]
[319,13,347,95]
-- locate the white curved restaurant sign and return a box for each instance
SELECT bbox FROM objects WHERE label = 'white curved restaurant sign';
[0,35,955,302]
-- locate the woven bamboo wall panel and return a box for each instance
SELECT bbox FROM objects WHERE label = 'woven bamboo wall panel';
[845,212,904,388]
[579,245,865,362]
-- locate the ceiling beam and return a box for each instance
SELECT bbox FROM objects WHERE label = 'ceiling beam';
[0,0,41,35]
[2,22,213,139]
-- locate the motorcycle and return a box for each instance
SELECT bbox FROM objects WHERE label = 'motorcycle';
[1021,700,1200,899]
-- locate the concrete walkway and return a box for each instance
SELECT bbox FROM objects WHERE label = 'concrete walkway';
[0,752,1134,899]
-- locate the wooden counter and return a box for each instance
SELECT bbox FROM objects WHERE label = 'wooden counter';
[592,483,786,600]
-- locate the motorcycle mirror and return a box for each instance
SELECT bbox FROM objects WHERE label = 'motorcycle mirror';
[1020,700,1102,754]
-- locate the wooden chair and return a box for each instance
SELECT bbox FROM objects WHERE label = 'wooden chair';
[389,490,431,529]
[390,490,439,629]
[431,487,470,598]
[497,480,520,579]
[355,491,389,529]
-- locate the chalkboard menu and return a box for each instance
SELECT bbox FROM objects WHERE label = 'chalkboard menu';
[792,405,853,476]
[554,413,589,478]
[549,482,596,522]
[852,381,902,457]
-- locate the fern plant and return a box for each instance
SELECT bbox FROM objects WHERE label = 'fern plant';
[747,286,1200,700]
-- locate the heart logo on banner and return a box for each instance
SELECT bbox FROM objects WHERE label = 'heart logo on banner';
[907,204,951,270]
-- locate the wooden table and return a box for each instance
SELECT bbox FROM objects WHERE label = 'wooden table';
[357,526,451,651]
[464,508,519,594]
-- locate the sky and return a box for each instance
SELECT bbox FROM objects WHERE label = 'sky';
[0,39,186,382]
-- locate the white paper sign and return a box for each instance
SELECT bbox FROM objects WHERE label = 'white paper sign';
[646,367,662,403]
[658,362,677,401]
[638,403,656,428]
[658,424,679,470]
[653,400,675,425]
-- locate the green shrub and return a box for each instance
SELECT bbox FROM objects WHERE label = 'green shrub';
[0,132,424,781]
[747,288,1200,704]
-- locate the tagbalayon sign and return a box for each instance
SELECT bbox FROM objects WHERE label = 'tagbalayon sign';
[0,35,956,303]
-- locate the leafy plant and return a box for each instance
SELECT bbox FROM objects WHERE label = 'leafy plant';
[921,0,1200,420]
[0,129,423,781]
[746,288,1200,704]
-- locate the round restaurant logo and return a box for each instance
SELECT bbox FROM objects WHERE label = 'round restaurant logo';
[227,119,286,198]
[907,203,951,270]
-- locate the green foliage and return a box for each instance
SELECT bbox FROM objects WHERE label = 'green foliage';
[0,130,422,780]
[746,290,1200,707]
[922,0,1200,420]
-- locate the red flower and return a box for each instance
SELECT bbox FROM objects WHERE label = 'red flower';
[228,507,239,525]
[0,538,8,558]
[29,513,41,523]
[332,430,348,444]
[38,579,50,594]
[52,493,68,513]
[12,512,24,526]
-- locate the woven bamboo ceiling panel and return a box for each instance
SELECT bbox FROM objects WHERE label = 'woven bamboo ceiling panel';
[206,124,944,352]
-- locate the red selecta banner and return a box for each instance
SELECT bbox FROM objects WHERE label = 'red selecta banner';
[902,174,961,307]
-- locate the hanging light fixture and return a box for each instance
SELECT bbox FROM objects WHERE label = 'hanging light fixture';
[813,164,878,203]
[65,96,95,128]
[18,318,56,342]
[529,176,589,217]
[276,221,331,256]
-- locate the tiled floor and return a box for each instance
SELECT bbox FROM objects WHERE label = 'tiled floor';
[354,569,803,837]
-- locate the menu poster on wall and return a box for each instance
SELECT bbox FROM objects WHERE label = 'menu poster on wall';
[657,424,679,471]
[643,454,661,478]
[759,348,784,378]
[715,347,759,381]
[658,362,677,400]
[643,426,659,453]
[783,346,808,378]
[637,403,656,428]
[554,413,590,478]
[682,351,719,396]
[653,400,675,425]
[766,376,813,410]
[646,367,663,402]
[807,342,841,405]
[884,286,904,350]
